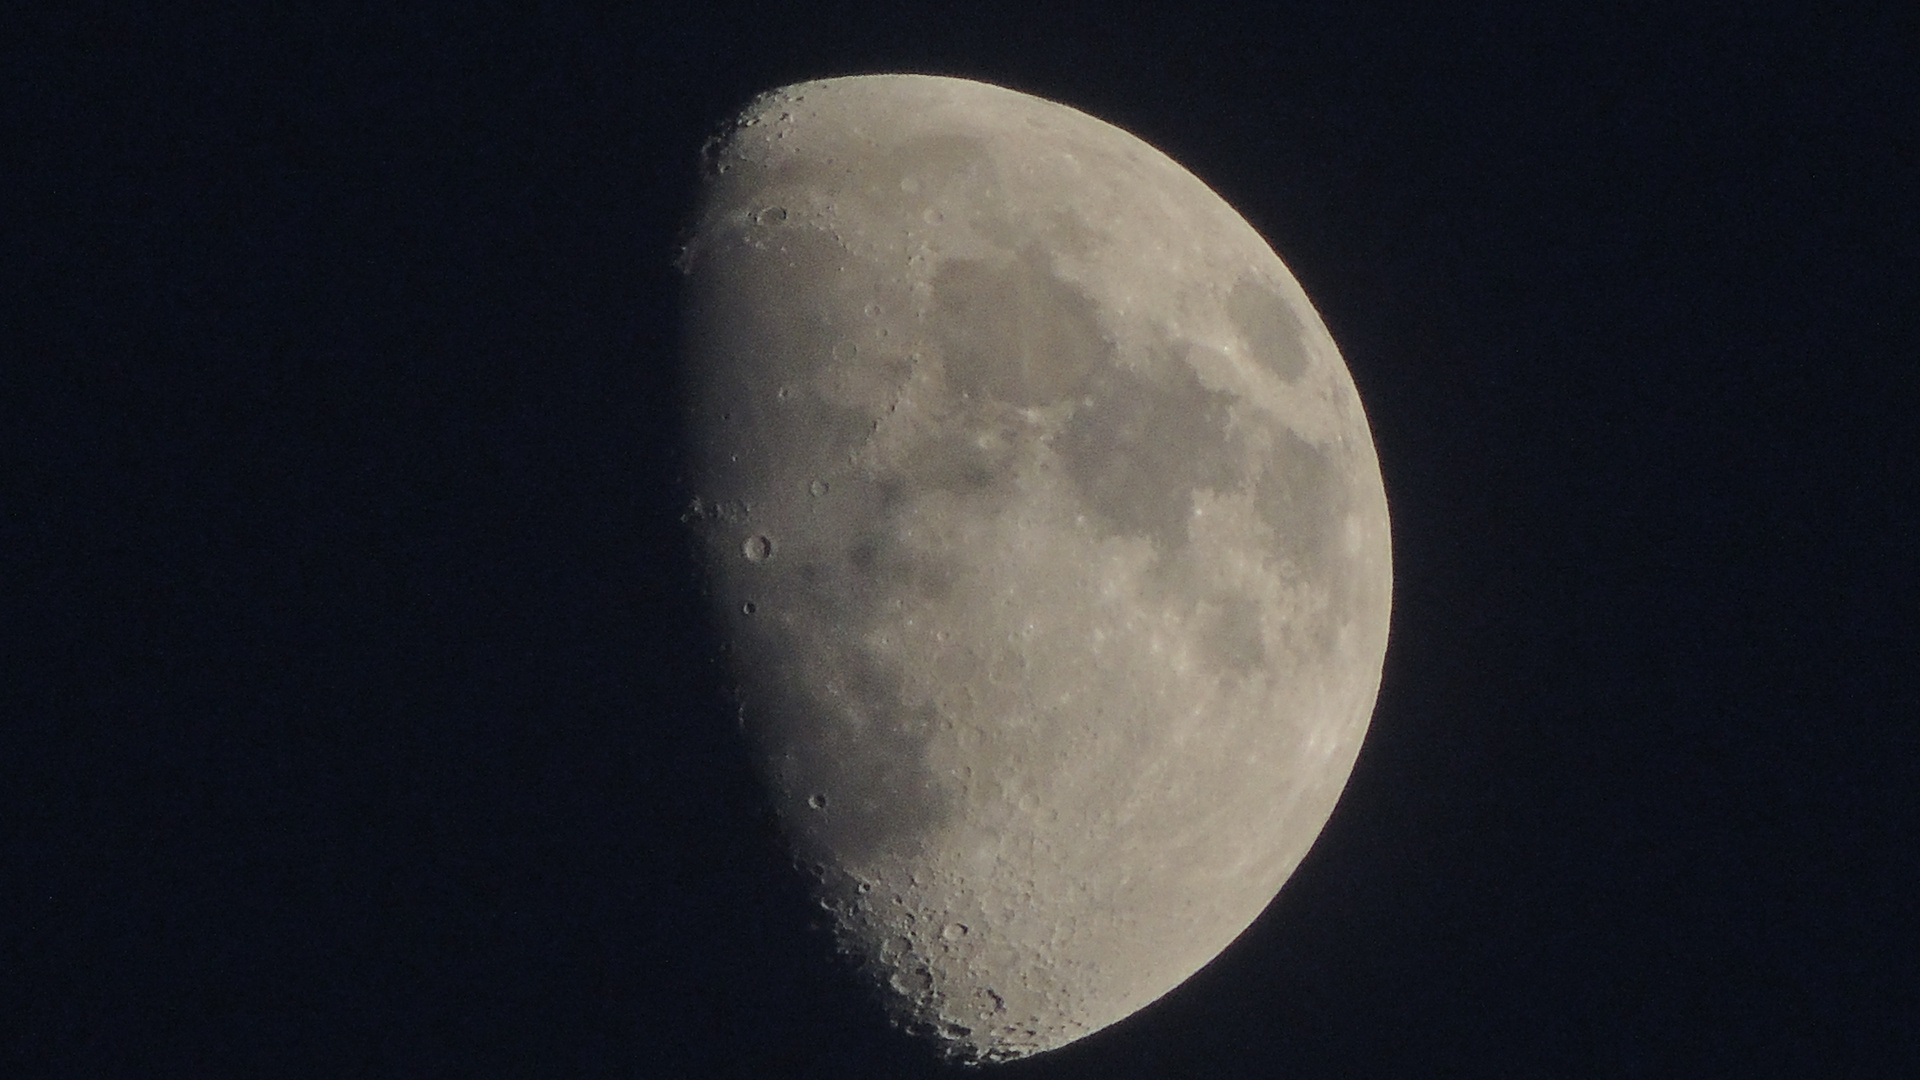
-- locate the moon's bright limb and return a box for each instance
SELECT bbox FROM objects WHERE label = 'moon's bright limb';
[678,74,1391,1063]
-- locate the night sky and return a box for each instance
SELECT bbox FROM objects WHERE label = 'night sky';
[7,4,1914,1076]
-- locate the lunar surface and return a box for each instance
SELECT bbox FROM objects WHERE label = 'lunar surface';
[676,74,1391,1063]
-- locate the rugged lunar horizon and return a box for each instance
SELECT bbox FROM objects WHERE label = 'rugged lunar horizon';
[676,74,1391,1063]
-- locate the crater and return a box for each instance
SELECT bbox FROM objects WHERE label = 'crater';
[860,133,998,226]
[751,650,957,866]
[681,223,890,494]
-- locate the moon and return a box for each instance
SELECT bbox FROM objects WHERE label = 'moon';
[676,74,1391,1063]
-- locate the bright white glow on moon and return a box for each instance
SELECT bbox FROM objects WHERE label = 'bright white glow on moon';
[678,74,1391,1063]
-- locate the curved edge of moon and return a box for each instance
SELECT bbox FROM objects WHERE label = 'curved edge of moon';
[679,73,1391,1063]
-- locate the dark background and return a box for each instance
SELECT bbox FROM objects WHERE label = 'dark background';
[6,3,1914,1076]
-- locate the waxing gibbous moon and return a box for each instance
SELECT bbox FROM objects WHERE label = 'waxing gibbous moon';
[676,74,1391,1063]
